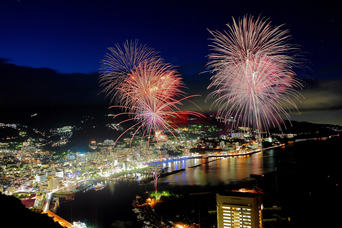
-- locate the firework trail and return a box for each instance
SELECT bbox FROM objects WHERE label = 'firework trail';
[206,15,304,134]
[111,90,202,146]
[153,168,158,191]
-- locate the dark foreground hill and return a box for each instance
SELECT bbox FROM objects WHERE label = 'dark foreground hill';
[0,193,63,228]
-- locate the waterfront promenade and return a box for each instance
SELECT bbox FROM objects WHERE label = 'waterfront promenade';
[200,144,285,157]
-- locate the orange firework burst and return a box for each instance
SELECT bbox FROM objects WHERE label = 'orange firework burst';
[118,57,185,109]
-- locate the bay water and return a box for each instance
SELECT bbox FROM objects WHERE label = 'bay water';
[56,136,341,227]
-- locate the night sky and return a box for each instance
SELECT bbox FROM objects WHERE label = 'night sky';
[1,0,341,125]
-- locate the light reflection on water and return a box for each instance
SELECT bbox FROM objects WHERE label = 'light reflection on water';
[55,137,341,228]
[153,151,275,186]
[57,149,282,228]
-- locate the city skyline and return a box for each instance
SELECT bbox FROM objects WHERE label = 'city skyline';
[0,0,341,126]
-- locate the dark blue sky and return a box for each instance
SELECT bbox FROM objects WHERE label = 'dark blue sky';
[1,0,340,75]
[1,0,342,125]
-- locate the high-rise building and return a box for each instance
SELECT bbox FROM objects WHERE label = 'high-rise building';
[217,189,263,228]
[48,177,59,191]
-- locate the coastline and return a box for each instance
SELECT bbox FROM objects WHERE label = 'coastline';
[54,136,341,227]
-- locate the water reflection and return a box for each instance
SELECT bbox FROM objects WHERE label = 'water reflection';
[108,181,115,195]
[159,152,269,186]
[56,148,283,227]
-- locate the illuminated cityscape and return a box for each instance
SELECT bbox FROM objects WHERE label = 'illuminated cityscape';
[1,112,341,227]
[1,1,341,228]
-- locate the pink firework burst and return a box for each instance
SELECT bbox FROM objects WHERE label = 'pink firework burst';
[206,15,304,133]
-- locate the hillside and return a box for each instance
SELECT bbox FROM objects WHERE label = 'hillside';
[1,105,340,153]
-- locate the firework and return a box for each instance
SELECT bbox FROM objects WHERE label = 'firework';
[119,58,185,109]
[206,15,304,133]
[99,40,159,105]
[100,40,203,146]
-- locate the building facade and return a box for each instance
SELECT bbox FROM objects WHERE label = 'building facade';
[217,190,263,228]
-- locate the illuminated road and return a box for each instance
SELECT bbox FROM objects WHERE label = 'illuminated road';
[44,210,74,228]
[41,183,90,227]
[43,192,52,212]
[43,190,59,212]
